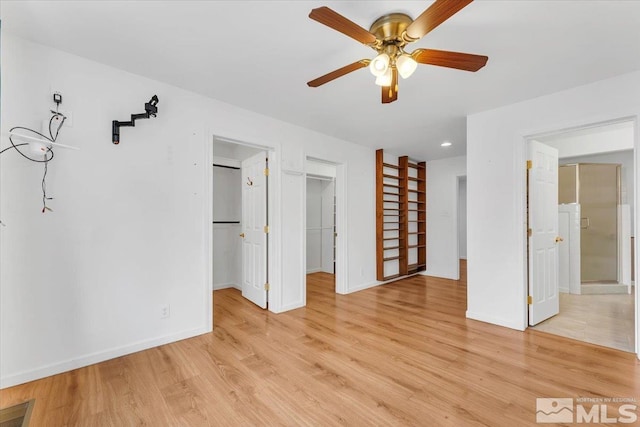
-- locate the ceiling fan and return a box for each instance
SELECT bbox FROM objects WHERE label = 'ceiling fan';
[307,0,488,104]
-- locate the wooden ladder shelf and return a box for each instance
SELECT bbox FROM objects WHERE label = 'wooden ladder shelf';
[376,149,426,281]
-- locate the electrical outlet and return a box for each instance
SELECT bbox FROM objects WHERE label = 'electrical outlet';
[160,304,170,319]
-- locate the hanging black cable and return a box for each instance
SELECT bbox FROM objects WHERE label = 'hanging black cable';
[1,112,66,212]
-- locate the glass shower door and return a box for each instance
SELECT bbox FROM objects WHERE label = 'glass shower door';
[579,164,620,282]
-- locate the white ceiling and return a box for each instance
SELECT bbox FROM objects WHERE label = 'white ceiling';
[3,1,640,160]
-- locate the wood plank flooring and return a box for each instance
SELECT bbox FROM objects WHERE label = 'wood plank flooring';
[1,269,639,426]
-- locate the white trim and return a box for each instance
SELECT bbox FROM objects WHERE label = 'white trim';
[212,155,241,168]
[206,133,281,315]
[303,158,347,296]
[0,326,208,389]
[466,311,526,331]
[203,128,214,334]
[213,282,241,290]
[340,280,380,295]
[335,163,348,294]
[306,268,322,274]
[453,174,467,281]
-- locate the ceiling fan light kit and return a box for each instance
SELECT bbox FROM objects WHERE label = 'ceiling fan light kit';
[307,0,488,104]
[396,54,418,79]
[369,53,390,77]
[375,68,393,87]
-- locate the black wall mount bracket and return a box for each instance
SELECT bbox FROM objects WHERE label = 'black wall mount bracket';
[112,95,159,144]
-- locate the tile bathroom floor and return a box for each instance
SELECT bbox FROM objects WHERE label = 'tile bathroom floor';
[532,290,635,352]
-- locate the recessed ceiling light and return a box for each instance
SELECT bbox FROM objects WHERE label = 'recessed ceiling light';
[441,141,452,147]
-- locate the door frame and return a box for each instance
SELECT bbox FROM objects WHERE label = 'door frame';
[454,174,467,281]
[519,115,639,357]
[206,134,277,328]
[304,156,347,295]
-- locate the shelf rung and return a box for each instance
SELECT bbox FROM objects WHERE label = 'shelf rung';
[383,184,401,189]
[383,191,399,196]
[383,256,401,261]
[383,163,400,170]
[408,163,425,169]
[383,246,400,250]
[408,232,426,235]
[383,174,402,180]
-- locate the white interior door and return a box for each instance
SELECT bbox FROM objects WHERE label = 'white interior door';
[241,152,268,309]
[528,141,560,325]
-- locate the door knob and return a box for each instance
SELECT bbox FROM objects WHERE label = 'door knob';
[555,236,564,243]
[239,233,245,238]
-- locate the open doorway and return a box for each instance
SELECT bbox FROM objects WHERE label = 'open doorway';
[526,120,636,352]
[457,176,467,283]
[305,158,338,297]
[212,137,270,309]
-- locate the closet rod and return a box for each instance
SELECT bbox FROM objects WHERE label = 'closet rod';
[213,163,240,170]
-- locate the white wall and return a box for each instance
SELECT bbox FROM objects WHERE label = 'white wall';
[423,156,466,280]
[0,35,378,387]
[458,177,467,259]
[467,70,640,339]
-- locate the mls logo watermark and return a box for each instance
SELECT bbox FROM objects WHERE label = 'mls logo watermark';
[536,397,638,424]
[536,398,573,423]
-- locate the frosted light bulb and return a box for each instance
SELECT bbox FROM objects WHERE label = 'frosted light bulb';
[375,68,393,86]
[396,54,418,79]
[369,53,390,77]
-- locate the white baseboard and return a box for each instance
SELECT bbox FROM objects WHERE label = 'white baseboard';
[421,270,457,280]
[466,310,525,331]
[213,282,240,291]
[0,326,209,389]
[340,280,380,294]
[341,273,422,295]
[272,301,305,313]
[306,268,322,274]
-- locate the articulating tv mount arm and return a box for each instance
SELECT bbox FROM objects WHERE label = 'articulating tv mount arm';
[112,95,159,144]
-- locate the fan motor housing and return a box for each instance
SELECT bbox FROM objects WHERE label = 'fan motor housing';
[369,13,413,45]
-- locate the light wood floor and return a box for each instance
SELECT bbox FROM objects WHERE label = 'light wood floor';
[1,270,639,426]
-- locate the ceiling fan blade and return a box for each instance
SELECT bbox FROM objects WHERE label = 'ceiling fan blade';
[309,7,377,45]
[412,48,488,71]
[405,0,473,41]
[307,60,370,87]
[382,68,398,104]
